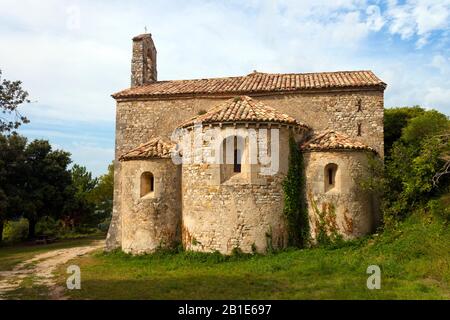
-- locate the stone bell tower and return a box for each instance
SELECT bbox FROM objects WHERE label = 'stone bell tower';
[131,33,157,87]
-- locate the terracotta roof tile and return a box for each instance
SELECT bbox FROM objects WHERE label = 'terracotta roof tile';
[301,130,376,152]
[112,70,386,99]
[119,137,175,161]
[179,96,308,128]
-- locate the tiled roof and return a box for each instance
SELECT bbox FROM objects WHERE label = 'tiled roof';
[119,138,175,161]
[179,96,308,128]
[112,70,386,99]
[301,130,376,152]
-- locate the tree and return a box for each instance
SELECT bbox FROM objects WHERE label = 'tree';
[401,110,449,146]
[0,134,28,242]
[72,165,98,194]
[383,108,450,223]
[0,69,30,133]
[432,130,450,187]
[0,189,7,242]
[0,70,30,241]
[22,140,73,239]
[363,107,450,225]
[61,163,114,230]
[89,162,114,225]
[62,165,98,229]
[384,106,425,155]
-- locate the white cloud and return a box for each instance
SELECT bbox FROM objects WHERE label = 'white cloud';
[385,0,450,46]
[69,144,114,177]
[376,52,450,113]
[366,5,386,31]
[430,54,450,74]
[0,0,381,121]
[424,87,450,110]
[1,0,450,175]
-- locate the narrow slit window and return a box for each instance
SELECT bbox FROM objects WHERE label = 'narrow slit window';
[357,99,362,112]
[328,168,333,185]
[140,172,154,197]
[324,164,338,192]
[233,147,241,173]
[357,123,362,136]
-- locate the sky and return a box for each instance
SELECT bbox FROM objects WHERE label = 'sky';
[1,0,449,176]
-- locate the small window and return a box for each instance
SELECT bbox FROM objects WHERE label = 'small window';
[324,163,338,192]
[357,123,362,136]
[233,145,242,173]
[357,99,362,112]
[328,168,333,185]
[220,135,246,183]
[140,172,154,197]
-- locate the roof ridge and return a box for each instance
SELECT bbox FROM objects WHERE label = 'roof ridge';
[172,70,378,83]
[301,130,376,153]
[113,70,386,99]
[119,136,175,161]
[245,70,375,77]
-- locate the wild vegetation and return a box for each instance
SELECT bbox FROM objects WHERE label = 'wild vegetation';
[0,70,113,244]
[282,135,309,247]
[1,70,449,299]
[368,106,449,226]
[52,212,447,300]
[42,105,447,300]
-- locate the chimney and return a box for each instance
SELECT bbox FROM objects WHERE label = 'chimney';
[131,33,157,87]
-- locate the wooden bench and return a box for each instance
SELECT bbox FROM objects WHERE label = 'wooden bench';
[34,236,57,245]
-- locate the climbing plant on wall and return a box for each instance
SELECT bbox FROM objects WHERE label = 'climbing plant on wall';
[309,196,343,246]
[282,134,309,247]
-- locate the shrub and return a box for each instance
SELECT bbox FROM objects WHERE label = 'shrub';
[3,218,29,243]
[35,216,60,237]
[428,196,450,223]
[380,108,450,225]
[98,217,111,232]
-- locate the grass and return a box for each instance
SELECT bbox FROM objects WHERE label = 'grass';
[3,276,50,300]
[53,213,449,300]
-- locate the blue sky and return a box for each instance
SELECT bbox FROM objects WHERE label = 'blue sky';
[1,0,449,176]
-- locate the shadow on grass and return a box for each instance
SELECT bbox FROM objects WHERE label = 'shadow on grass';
[66,274,287,300]
[63,272,425,300]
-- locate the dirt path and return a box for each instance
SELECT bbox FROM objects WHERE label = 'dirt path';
[0,240,104,300]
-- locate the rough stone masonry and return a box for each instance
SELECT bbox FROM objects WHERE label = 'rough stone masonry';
[106,33,386,254]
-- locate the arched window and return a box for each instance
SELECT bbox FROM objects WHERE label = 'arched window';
[221,135,246,182]
[140,172,154,197]
[324,163,338,192]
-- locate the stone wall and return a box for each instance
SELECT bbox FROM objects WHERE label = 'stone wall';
[181,126,292,254]
[114,89,383,159]
[119,158,181,254]
[131,34,157,87]
[303,150,378,240]
[258,91,384,157]
[107,88,384,251]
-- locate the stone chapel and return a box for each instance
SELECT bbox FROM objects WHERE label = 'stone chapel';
[106,33,386,254]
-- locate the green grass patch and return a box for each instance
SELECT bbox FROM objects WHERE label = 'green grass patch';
[56,214,449,300]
